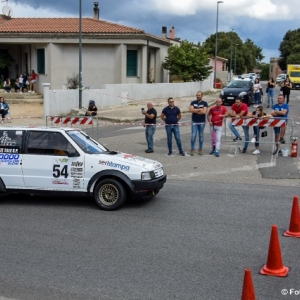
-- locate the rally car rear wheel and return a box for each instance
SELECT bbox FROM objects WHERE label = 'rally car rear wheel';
[94,179,126,210]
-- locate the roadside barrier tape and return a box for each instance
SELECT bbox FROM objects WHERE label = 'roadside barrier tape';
[8,116,43,119]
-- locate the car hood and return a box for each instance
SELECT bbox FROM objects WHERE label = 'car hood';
[96,152,163,171]
[223,87,249,95]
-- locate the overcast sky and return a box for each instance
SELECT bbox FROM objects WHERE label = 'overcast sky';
[5,0,300,63]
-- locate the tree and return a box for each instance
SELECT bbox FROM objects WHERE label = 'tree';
[259,63,270,80]
[0,50,15,69]
[202,32,264,74]
[162,40,212,82]
[278,29,300,71]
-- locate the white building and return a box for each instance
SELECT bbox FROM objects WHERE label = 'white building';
[0,2,172,93]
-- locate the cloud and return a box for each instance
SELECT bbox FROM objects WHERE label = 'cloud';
[5,0,300,64]
[149,0,295,20]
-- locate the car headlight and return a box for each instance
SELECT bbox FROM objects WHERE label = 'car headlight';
[141,171,155,180]
[220,90,224,96]
[238,91,247,98]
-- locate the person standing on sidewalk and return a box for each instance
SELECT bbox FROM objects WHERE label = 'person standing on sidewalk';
[161,97,185,156]
[281,78,292,104]
[228,97,249,153]
[142,101,157,153]
[28,70,38,93]
[207,98,228,157]
[18,74,24,94]
[266,77,275,108]
[271,94,289,155]
[189,91,208,156]
[253,78,262,107]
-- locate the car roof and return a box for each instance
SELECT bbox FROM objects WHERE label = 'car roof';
[0,126,78,132]
[232,77,253,82]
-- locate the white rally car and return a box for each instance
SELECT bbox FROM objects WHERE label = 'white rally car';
[0,127,167,210]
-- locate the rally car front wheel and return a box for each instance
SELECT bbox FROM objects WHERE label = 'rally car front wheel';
[94,179,126,210]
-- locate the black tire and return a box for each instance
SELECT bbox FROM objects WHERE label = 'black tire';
[248,95,253,107]
[93,179,126,210]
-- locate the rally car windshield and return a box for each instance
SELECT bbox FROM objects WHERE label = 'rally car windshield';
[227,81,251,89]
[67,130,108,154]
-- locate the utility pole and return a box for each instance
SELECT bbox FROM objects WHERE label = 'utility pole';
[213,1,224,88]
[234,44,239,75]
[229,29,234,81]
[79,0,82,109]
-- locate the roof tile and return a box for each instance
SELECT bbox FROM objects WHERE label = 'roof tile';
[0,17,145,34]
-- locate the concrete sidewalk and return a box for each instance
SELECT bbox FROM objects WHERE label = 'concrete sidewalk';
[7,91,221,126]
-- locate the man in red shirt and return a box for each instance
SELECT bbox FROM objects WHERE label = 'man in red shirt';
[207,98,228,157]
[228,97,249,153]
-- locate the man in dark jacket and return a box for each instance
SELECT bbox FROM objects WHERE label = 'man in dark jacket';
[142,102,157,153]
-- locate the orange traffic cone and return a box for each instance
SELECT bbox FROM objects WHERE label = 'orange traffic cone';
[241,268,256,300]
[260,224,289,276]
[284,195,300,238]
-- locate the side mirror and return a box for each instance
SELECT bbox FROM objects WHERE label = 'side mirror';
[67,151,80,157]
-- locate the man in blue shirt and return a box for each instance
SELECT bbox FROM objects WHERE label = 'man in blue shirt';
[271,94,289,155]
[161,97,185,156]
[189,91,208,155]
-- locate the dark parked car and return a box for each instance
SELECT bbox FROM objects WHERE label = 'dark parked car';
[220,78,254,106]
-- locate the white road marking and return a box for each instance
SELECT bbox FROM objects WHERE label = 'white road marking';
[117,127,144,131]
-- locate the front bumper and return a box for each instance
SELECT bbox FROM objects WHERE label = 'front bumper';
[291,82,300,89]
[221,94,250,105]
[131,174,167,199]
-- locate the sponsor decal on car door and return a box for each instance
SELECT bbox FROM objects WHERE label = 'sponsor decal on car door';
[0,130,25,188]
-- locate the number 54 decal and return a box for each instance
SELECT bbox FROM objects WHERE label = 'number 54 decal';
[53,164,69,178]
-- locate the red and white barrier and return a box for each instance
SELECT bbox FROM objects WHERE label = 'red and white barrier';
[231,118,286,127]
[50,116,93,125]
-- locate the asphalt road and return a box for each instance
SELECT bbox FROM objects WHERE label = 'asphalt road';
[1,83,300,300]
[0,181,300,300]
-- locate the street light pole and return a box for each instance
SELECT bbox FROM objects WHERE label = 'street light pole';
[213,1,224,88]
[229,29,234,81]
[234,44,239,75]
[79,0,82,109]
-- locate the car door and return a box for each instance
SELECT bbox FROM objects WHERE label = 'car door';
[0,129,25,188]
[21,130,85,191]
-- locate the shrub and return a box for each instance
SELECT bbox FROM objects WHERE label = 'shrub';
[66,73,79,89]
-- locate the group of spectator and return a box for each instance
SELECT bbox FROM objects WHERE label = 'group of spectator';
[141,91,289,157]
[2,70,38,94]
[266,77,292,108]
